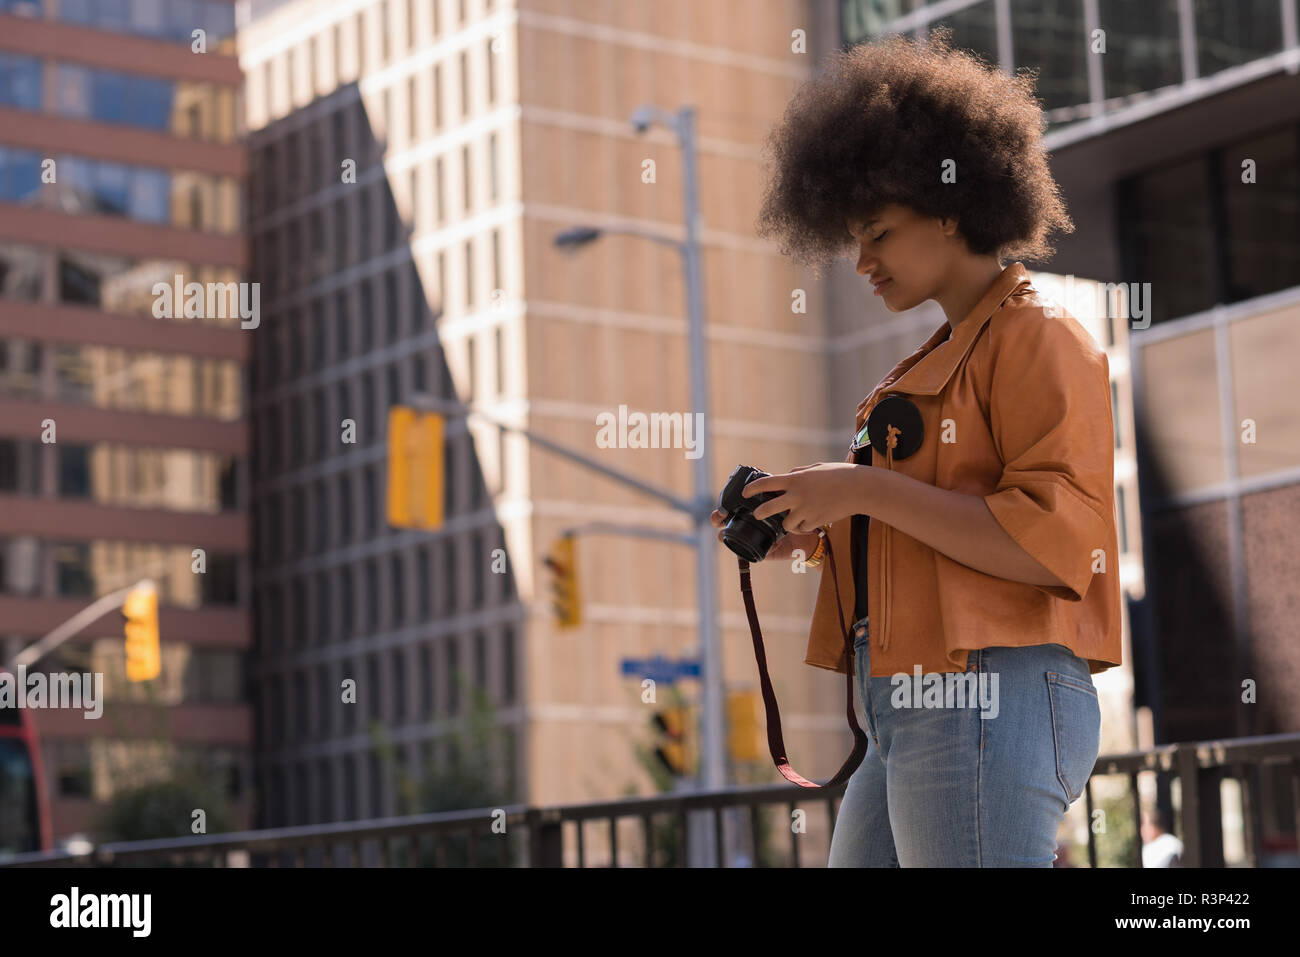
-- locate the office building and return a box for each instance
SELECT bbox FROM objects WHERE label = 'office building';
[0,0,250,843]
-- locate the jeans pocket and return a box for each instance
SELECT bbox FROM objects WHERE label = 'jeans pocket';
[852,632,878,746]
[1046,671,1101,807]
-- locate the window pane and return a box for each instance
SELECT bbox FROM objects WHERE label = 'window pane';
[1012,0,1090,114]
[1220,126,1300,303]
[0,53,41,111]
[1194,0,1283,77]
[1098,0,1182,102]
[930,0,998,67]
[1118,155,1216,325]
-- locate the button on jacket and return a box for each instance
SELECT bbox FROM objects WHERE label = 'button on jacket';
[806,262,1123,678]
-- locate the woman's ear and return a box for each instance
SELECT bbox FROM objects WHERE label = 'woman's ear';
[939,216,960,238]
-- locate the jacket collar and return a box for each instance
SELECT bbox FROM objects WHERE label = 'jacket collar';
[854,262,1032,426]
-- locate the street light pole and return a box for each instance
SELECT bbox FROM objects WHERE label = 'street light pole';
[630,104,725,866]
[550,103,727,864]
[675,106,725,801]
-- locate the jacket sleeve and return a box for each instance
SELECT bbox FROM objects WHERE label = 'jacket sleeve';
[982,308,1115,602]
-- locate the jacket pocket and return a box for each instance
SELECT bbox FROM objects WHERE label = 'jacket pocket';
[1046,671,1100,807]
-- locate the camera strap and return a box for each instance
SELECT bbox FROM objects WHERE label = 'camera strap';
[737,533,867,789]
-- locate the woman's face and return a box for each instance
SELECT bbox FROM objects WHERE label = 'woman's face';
[846,204,960,312]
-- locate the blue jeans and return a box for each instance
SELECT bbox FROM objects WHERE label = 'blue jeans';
[828,616,1101,867]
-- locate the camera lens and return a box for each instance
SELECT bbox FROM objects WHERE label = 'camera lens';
[722,512,779,562]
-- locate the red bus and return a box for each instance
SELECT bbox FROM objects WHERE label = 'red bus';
[0,671,53,855]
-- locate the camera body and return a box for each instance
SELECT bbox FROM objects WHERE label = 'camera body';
[717,465,788,562]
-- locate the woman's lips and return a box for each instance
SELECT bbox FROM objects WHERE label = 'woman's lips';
[872,278,892,296]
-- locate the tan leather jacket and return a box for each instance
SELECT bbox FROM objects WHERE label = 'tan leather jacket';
[806,262,1123,677]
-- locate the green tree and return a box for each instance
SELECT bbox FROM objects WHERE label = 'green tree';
[375,673,515,866]
[91,679,234,854]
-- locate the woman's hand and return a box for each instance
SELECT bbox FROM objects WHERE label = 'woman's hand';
[741,463,869,534]
[710,508,822,563]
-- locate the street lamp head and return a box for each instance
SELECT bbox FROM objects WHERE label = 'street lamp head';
[553,226,602,251]
[630,106,654,134]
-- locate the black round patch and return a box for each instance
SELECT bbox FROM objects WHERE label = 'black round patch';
[866,394,924,460]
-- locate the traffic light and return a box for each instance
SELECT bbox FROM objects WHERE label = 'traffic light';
[727,690,761,763]
[387,406,445,530]
[652,706,694,777]
[543,535,580,628]
[122,581,160,682]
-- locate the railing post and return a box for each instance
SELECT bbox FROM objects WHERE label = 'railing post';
[1175,743,1201,868]
[527,808,563,867]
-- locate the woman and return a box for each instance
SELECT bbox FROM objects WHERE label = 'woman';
[711,32,1121,867]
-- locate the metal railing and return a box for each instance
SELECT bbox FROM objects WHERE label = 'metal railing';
[4,731,1298,867]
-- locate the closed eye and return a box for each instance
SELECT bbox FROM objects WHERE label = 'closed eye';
[871,230,888,243]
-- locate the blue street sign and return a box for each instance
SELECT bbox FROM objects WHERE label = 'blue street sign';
[620,655,701,685]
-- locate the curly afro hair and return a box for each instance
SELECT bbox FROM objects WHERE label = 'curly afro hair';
[754,30,1073,277]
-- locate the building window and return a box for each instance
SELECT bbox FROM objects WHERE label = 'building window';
[385,270,400,341]
[339,473,353,543]
[494,325,504,397]
[361,371,375,441]
[340,567,354,639]
[392,649,406,724]
[318,666,333,735]
[420,643,434,717]
[344,754,358,819]
[315,480,329,549]
[291,487,306,555]
[360,284,374,351]
[437,252,447,326]
[341,659,356,733]
[491,228,501,293]
[335,290,350,353]
[466,335,476,401]
[314,389,329,461]
[54,544,92,596]
[368,654,382,720]
[364,466,379,536]
[318,757,334,822]
[1118,123,1300,325]
[408,74,419,143]
[473,631,486,690]
[368,751,383,817]
[356,11,366,75]
[444,540,457,613]
[471,534,484,608]
[58,445,88,498]
[334,198,349,268]
[417,546,431,620]
[447,637,459,713]
[1097,0,1182,102]
[413,354,426,392]
[435,156,445,224]
[411,262,425,330]
[502,625,515,704]
[433,64,442,130]
[289,397,305,468]
[316,570,331,643]
[390,553,405,626]
[461,144,471,214]
[360,188,373,261]
[384,182,397,247]
[459,50,469,117]
[486,37,496,105]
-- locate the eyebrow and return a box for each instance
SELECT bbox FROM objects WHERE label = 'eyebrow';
[848,217,881,237]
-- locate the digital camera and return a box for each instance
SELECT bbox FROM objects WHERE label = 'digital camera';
[717,465,788,562]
